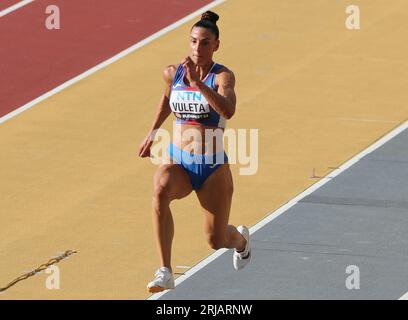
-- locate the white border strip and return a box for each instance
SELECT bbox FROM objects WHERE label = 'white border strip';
[399,291,408,300]
[148,119,408,300]
[0,0,34,18]
[0,0,227,124]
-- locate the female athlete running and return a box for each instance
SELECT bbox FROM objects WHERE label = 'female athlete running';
[138,11,251,293]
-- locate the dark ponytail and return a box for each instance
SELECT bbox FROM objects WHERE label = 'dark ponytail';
[192,11,220,40]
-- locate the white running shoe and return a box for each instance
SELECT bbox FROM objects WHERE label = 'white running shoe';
[233,225,251,271]
[147,267,175,293]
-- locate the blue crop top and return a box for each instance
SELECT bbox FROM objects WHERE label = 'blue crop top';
[169,62,226,128]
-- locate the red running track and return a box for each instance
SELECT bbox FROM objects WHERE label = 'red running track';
[0,0,213,118]
[0,0,21,12]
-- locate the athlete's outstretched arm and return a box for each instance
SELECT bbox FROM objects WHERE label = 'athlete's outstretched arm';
[138,65,175,158]
[181,57,236,119]
[148,66,175,134]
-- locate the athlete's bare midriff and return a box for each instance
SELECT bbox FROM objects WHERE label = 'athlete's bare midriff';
[172,123,225,155]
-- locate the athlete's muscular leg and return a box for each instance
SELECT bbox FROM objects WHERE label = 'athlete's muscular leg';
[195,164,246,251]
[152,162,192,270]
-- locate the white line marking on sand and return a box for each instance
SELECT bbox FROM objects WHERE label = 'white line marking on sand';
[0,0,34,18]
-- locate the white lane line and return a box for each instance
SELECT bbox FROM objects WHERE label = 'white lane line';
[148,119,408,300]
[147,249,229,300]
[0,0,227,124]
[0,0,35,18]
[399,291,408,300]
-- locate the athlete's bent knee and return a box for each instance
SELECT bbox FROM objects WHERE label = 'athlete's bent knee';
[152,185,171,213]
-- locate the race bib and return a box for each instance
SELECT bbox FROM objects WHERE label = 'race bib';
[170,90,211,120]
